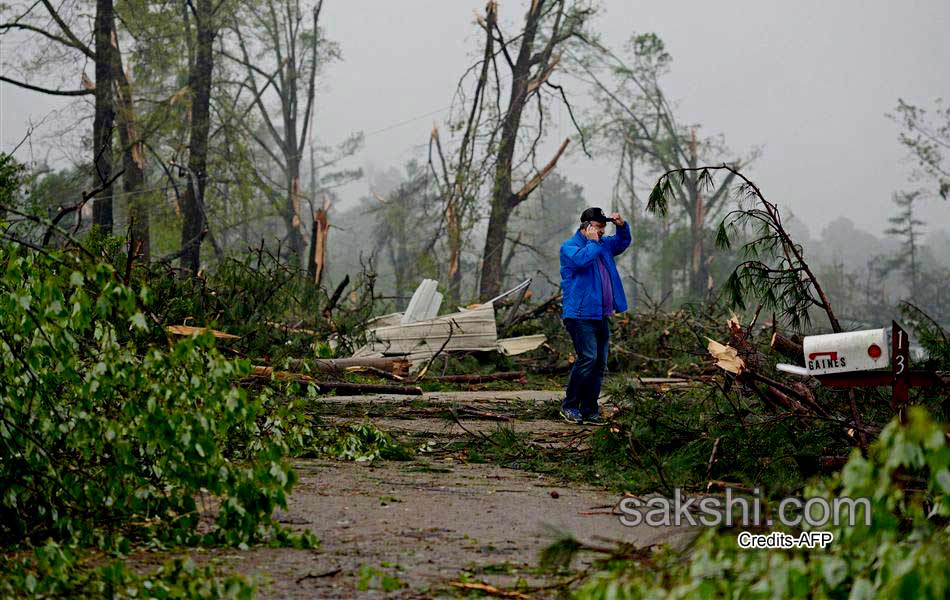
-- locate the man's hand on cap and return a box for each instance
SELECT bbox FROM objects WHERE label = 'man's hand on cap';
[610,212,625,227]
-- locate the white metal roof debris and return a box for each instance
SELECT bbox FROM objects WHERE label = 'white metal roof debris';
[496,334,547,356]
[400,278,443,325]
[351,279,546,369]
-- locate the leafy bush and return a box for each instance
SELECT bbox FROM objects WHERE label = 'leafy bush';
[0,244,306,549]
[1,541,254,599]
[560,407,950,599]
[143,250,377,361]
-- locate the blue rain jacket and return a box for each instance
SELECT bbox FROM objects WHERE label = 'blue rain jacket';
[559,222,631,319]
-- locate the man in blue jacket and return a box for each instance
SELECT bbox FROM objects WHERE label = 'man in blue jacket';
[559,207,631,425]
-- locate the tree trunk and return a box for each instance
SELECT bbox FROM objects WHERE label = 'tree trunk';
[660,216,673,303]
[284,161,306,266]
[688,189,706,298]
[92,0,115,232]
[481,199,516,301]
[478,2,542,302]
[306,204,329,286]
[628,218,639,310]
[112,39,149,260]
[180,0,215,274]
[626,148,639,310]
[446,201,462,308]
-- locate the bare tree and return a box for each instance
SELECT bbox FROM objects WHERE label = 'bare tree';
[225,0,359,268]
[889,98,950,200]
[469,0,593,302]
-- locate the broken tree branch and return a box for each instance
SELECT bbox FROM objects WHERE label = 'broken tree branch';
[512,138,570,204]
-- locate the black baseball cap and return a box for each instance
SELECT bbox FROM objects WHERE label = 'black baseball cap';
[580,207,609,224]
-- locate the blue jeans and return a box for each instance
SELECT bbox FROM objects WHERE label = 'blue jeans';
[562,318,609,417]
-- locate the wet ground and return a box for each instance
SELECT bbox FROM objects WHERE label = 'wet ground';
[141,391,696,598]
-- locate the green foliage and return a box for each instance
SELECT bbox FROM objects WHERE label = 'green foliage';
[650,167,836,332]
[1,541,254,599]
[309,422,412,462]
[144,248,376,361]
[0,153,26,202]
[355,563,406,592]
[0,242,307,550]
[539,536,585,572]
[900,302,950,379]
[561,408,950,599]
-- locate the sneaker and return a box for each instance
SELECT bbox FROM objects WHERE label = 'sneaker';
[559,407,583,424]
[583,413,607,426]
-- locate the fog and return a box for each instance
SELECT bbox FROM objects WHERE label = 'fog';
[2,0,948,240]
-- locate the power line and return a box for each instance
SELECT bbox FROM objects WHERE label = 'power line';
[363,105,454,138]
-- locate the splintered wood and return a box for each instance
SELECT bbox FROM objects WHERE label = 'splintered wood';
[707,338,745,374]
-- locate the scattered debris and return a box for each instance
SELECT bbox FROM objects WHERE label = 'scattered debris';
[400,278,443,324]
[296,568,341,585]
[496,334,547,356]
[287,357,411,377]
[449,581,532,600]
[706,338,744,374]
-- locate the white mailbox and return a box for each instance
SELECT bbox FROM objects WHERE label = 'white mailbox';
[802,328,889,375]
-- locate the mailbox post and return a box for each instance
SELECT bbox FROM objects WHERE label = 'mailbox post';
[891,321,910,410]
[772,321,943,420]
[800,321,942,417]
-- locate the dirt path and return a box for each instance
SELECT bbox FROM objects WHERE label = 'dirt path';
[164,391,695,598]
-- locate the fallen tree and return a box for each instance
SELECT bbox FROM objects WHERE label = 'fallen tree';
[248,366,422,395]
[427,371,527,384]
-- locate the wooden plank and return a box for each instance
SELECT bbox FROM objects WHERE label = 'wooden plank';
[167,325,240,339]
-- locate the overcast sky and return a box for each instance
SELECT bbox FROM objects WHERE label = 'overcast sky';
[2,0,948,240]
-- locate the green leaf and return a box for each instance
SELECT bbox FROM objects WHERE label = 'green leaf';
[129,311,148,331]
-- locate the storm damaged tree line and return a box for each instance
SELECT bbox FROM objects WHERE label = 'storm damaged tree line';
[4,0,948,321]
[2,1,950,597]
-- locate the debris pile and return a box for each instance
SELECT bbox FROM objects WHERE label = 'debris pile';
[351,279,546,369]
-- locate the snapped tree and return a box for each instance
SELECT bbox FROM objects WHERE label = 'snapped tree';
[467,0,593,302]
